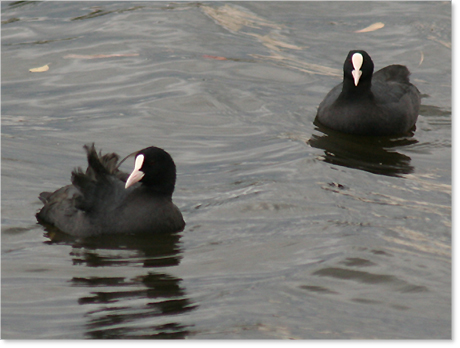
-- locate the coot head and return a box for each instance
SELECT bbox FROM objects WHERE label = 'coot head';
[125,146,177,195]
[343,50,374,88]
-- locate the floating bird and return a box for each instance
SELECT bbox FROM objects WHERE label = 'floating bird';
[37,144,185,237]
[315,50,421,136]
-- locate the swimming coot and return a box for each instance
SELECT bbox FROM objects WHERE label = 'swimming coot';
[315,50,421,136]
[36,144,185,237]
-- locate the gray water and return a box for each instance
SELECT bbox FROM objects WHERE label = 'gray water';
[1,1,451,339]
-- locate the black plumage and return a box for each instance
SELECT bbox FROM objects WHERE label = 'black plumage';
[315,50,421,136]
[37,144,185,237]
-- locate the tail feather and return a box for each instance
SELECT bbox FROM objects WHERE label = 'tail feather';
[38,191,52,203]
[70,143,126,211]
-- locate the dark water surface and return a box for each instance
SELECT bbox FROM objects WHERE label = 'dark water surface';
[1,1,451,339]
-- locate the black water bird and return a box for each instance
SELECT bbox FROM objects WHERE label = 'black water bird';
[315,50,421,136]
[37,144,185,237]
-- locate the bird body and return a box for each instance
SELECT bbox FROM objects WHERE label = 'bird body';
[315,50,421,136]
[37,144,185,237]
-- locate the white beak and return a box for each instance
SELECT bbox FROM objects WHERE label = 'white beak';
[125,154,145,188]
[351,52,363,86]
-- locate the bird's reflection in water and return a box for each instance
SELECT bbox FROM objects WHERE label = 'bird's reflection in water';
[44,228,196,339]
[309,121,418,177]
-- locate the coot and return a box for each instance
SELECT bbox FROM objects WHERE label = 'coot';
[315,50,421,136]
[36,144,185,237]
